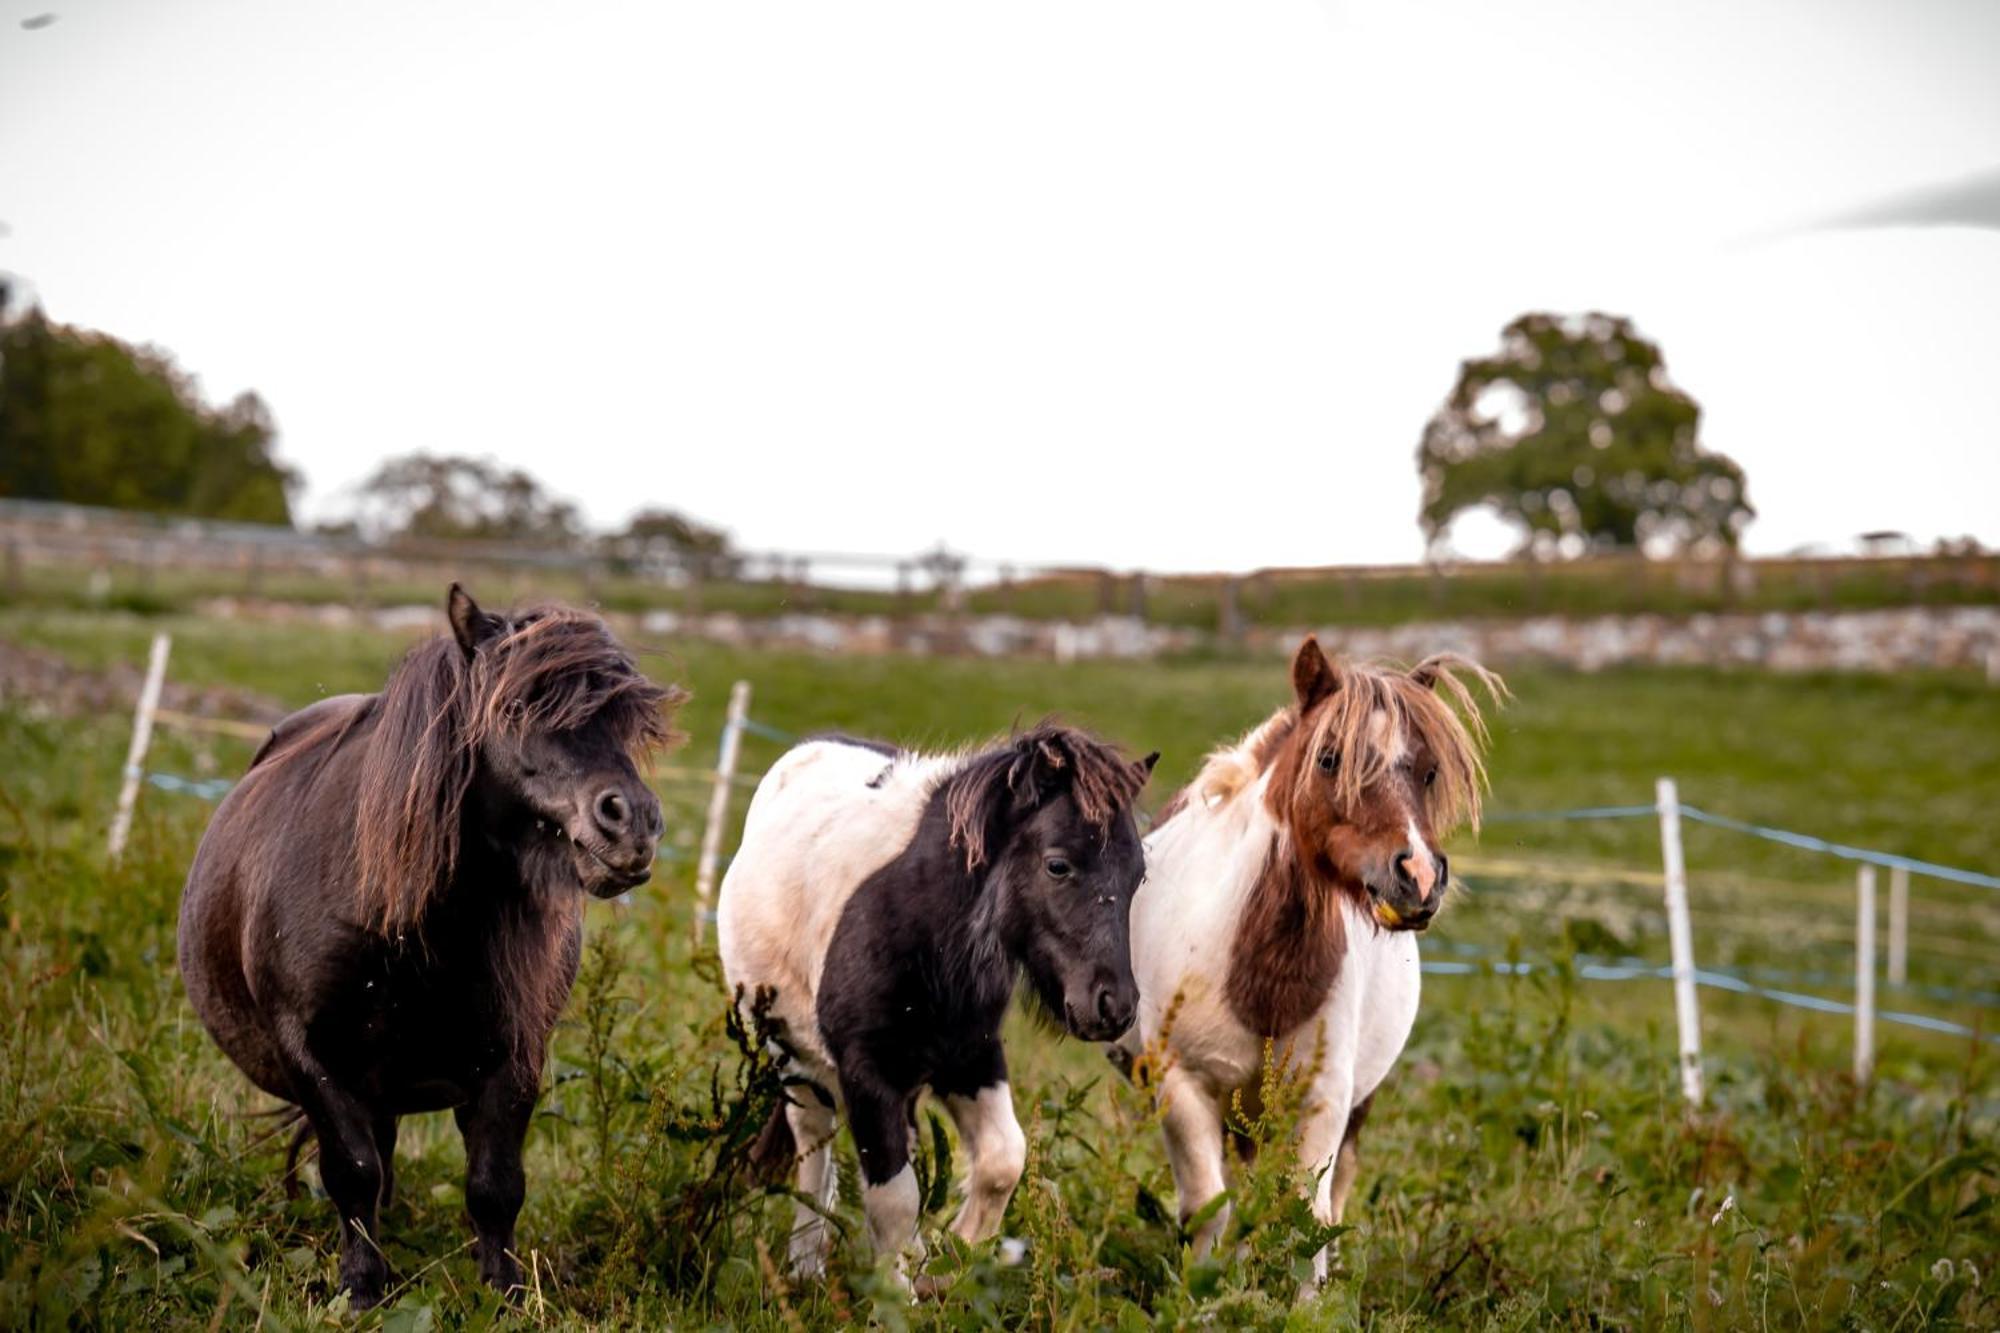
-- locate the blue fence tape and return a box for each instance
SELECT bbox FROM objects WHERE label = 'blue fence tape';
[1676,805,2000,891]
[1424,939,2000,1010]
[737,717,796,744]
[1483,801,2000,892]
[1484,805,1656,823]
[145,772,234,802]
[1421,953,1998,1045]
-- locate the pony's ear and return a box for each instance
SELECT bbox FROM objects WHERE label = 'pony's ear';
[1409,655,1445,689]
[1140,750,1161,776]
[1291,636,1340,710]
[1017,733,1072,805]
[447,583,505,658]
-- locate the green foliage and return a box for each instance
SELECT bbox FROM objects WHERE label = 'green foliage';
[603,508,739,579]
[1,612,1995,1328]
[0,307,296,524]
[346,453,584,546]
[1420,313,1753,558]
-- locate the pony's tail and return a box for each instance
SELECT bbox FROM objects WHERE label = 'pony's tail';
[747,1101,796,1185]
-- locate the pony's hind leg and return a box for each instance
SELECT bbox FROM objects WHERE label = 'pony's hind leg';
[1158,1066,1229,1259]
[373,1114,399,1211]
[454,1070,537,1298]
[785,1094,839,1278]
[1325,1093,1372,1228]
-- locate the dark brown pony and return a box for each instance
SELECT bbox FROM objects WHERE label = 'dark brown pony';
[178,586,684,1308]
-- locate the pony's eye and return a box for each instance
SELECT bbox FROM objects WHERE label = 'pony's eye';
[1424,766,1438,789]
[1317,751,1339,775]
[1045,856,1074,880]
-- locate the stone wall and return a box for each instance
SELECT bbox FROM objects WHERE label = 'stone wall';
[1250,606,2000,677]
[629,604,2000,676]
[188,596,2000,676]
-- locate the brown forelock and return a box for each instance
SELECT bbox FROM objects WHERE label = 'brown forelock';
[469,607,688,757]
[945,721,1152,872]
[352,606,687,934]
[1268,654,1502,841]
[1225,653,1504,1037]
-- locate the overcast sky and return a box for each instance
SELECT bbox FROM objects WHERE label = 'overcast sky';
[3,0,1997,572]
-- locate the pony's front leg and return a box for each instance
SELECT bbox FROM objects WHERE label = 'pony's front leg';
[1158,1066,1229,1259]
[943,1082,1027,1244]
[454,1071,538,1297]
[839,1069,922,1283]
[1295,1074,1359,1297]
[298,1092,389,1306]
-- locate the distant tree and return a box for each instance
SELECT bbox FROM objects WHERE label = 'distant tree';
[608,507,737,577]
[349,453,583,546]
[1417,313,1752,558]
[0,305,297,524]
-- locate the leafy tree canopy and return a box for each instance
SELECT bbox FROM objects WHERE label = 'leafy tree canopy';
[1418,312,1753,558]
[606,507,738,577]
[0,304,296,524]
[616,508,732,559]
[348,453,584,546]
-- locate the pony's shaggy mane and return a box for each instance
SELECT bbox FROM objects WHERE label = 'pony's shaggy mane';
[352,606,687,933]
[943,721,1152,872]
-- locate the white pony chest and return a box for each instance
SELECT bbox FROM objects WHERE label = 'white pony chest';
[1131,791,1423,1104]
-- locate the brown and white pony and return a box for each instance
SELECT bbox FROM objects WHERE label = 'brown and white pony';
[1117,636,1502,1292]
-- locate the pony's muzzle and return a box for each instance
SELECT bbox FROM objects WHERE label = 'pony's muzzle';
[1069,975,1138,1042]
[1378,849,1446,930]
[579,782,665,893]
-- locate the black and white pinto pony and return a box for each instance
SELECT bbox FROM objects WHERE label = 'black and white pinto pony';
[718,724,1156,1280]
[1117,637,1502,1293]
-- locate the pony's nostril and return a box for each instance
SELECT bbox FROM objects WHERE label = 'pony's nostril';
[1096,987,1117,1024]
[595,790,629,830]
[1395,850,1438,902]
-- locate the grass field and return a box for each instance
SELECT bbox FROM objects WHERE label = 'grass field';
[2,606,1996,1329]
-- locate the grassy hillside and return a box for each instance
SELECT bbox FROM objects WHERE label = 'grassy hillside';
[2,607,1995,1328]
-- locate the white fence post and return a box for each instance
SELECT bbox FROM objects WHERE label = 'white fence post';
[1886,865,1908,988]
[1655,777,1704,1107]
[692,680,751,946]
[108,633,172,862]
[1855,866,1877,1084]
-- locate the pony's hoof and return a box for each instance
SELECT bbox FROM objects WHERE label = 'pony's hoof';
[480,1254,526,1299]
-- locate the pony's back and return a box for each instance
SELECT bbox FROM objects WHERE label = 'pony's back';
[717,737,949,1067]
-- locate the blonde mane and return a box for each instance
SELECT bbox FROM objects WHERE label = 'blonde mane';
[1180,651,1506,836]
